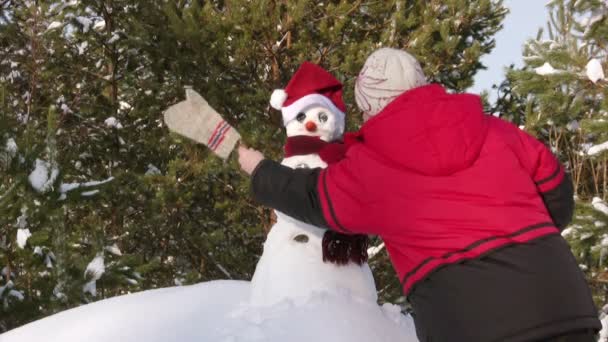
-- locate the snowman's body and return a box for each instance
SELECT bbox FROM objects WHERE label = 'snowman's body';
[249,105,378,307]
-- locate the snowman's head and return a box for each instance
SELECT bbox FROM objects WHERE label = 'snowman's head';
[284,105,344,142]
[269,62,347,142]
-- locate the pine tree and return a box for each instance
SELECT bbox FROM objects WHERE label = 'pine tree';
[1,0,507,331]
[505,0,608,305]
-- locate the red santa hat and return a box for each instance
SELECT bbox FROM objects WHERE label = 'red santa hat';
[270,62,346,126]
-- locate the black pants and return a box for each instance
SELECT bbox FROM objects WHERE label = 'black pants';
[542,330,597,342]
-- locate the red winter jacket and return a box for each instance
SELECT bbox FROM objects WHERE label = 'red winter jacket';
[314,84,564,295]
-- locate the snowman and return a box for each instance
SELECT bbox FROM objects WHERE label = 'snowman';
[249,62,375,307]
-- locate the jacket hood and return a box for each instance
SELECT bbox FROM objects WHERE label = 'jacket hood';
[359,84,488,176]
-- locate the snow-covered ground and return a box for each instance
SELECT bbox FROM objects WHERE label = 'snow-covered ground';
[1,280,418,342]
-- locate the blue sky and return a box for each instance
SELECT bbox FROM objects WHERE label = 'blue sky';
[470,0,549,97]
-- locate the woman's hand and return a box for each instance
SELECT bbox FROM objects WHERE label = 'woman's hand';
[238,145,265,175]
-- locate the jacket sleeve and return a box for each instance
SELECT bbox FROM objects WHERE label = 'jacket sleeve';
[515,129,574,229]
[251,159,329,229]
[251,157,380,235]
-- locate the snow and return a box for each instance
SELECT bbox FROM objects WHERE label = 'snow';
[81,190,99,197]
[368,242,386,259]
[76,16,93,33]
[60,103,72,114]
[16,229,31,249]
[119,101,132,111]
[580,13,604,28]
[47,21,62,31]
[588,141,608,156]
[1,281,418,342]
[28,159,59,193]
[85,254,105,280]
[44,252,55,269]
[145,164,161,175]
[566,120,580,131]
[535,62,560,75]
[561,227,574,237]
[60,176,114,194]
[77,41,88,55]
[104,244,122,256]
[5,138,17,156]
[104,116,123,129]
[93,20,106,31]
[8,289,24,301]
[107,33,120,44]
[586,58,605,83]
[83,254,105,296]
[600,314,608,342]
[593,197,608,216]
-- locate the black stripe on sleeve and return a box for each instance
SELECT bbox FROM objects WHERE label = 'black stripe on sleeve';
[321,171,351,233]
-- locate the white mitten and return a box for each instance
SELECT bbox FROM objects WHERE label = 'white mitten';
[163,87,241,160]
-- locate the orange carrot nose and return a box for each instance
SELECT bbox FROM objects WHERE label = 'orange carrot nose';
[305,121,317,132]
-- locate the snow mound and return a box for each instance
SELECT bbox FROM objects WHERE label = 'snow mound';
[1,280,418,342]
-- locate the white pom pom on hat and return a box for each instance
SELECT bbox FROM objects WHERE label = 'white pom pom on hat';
[270,89,288,110]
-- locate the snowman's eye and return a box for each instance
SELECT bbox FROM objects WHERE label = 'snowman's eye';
[293,234,309,243]
[318,112,328,123]
[296,112,306,122]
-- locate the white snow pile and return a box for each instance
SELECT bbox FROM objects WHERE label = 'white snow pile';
[104,116,123,129]
[586,58,605,84]
[535,62,561,76]
[83,254,105,297]
[593,197,608,216]
[28,159,59,193]
[1,280,417,342]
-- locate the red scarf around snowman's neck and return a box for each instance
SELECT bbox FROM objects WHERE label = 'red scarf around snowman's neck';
[283,133,362,164]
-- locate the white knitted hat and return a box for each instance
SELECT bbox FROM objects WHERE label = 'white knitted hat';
[355,48,427,117]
